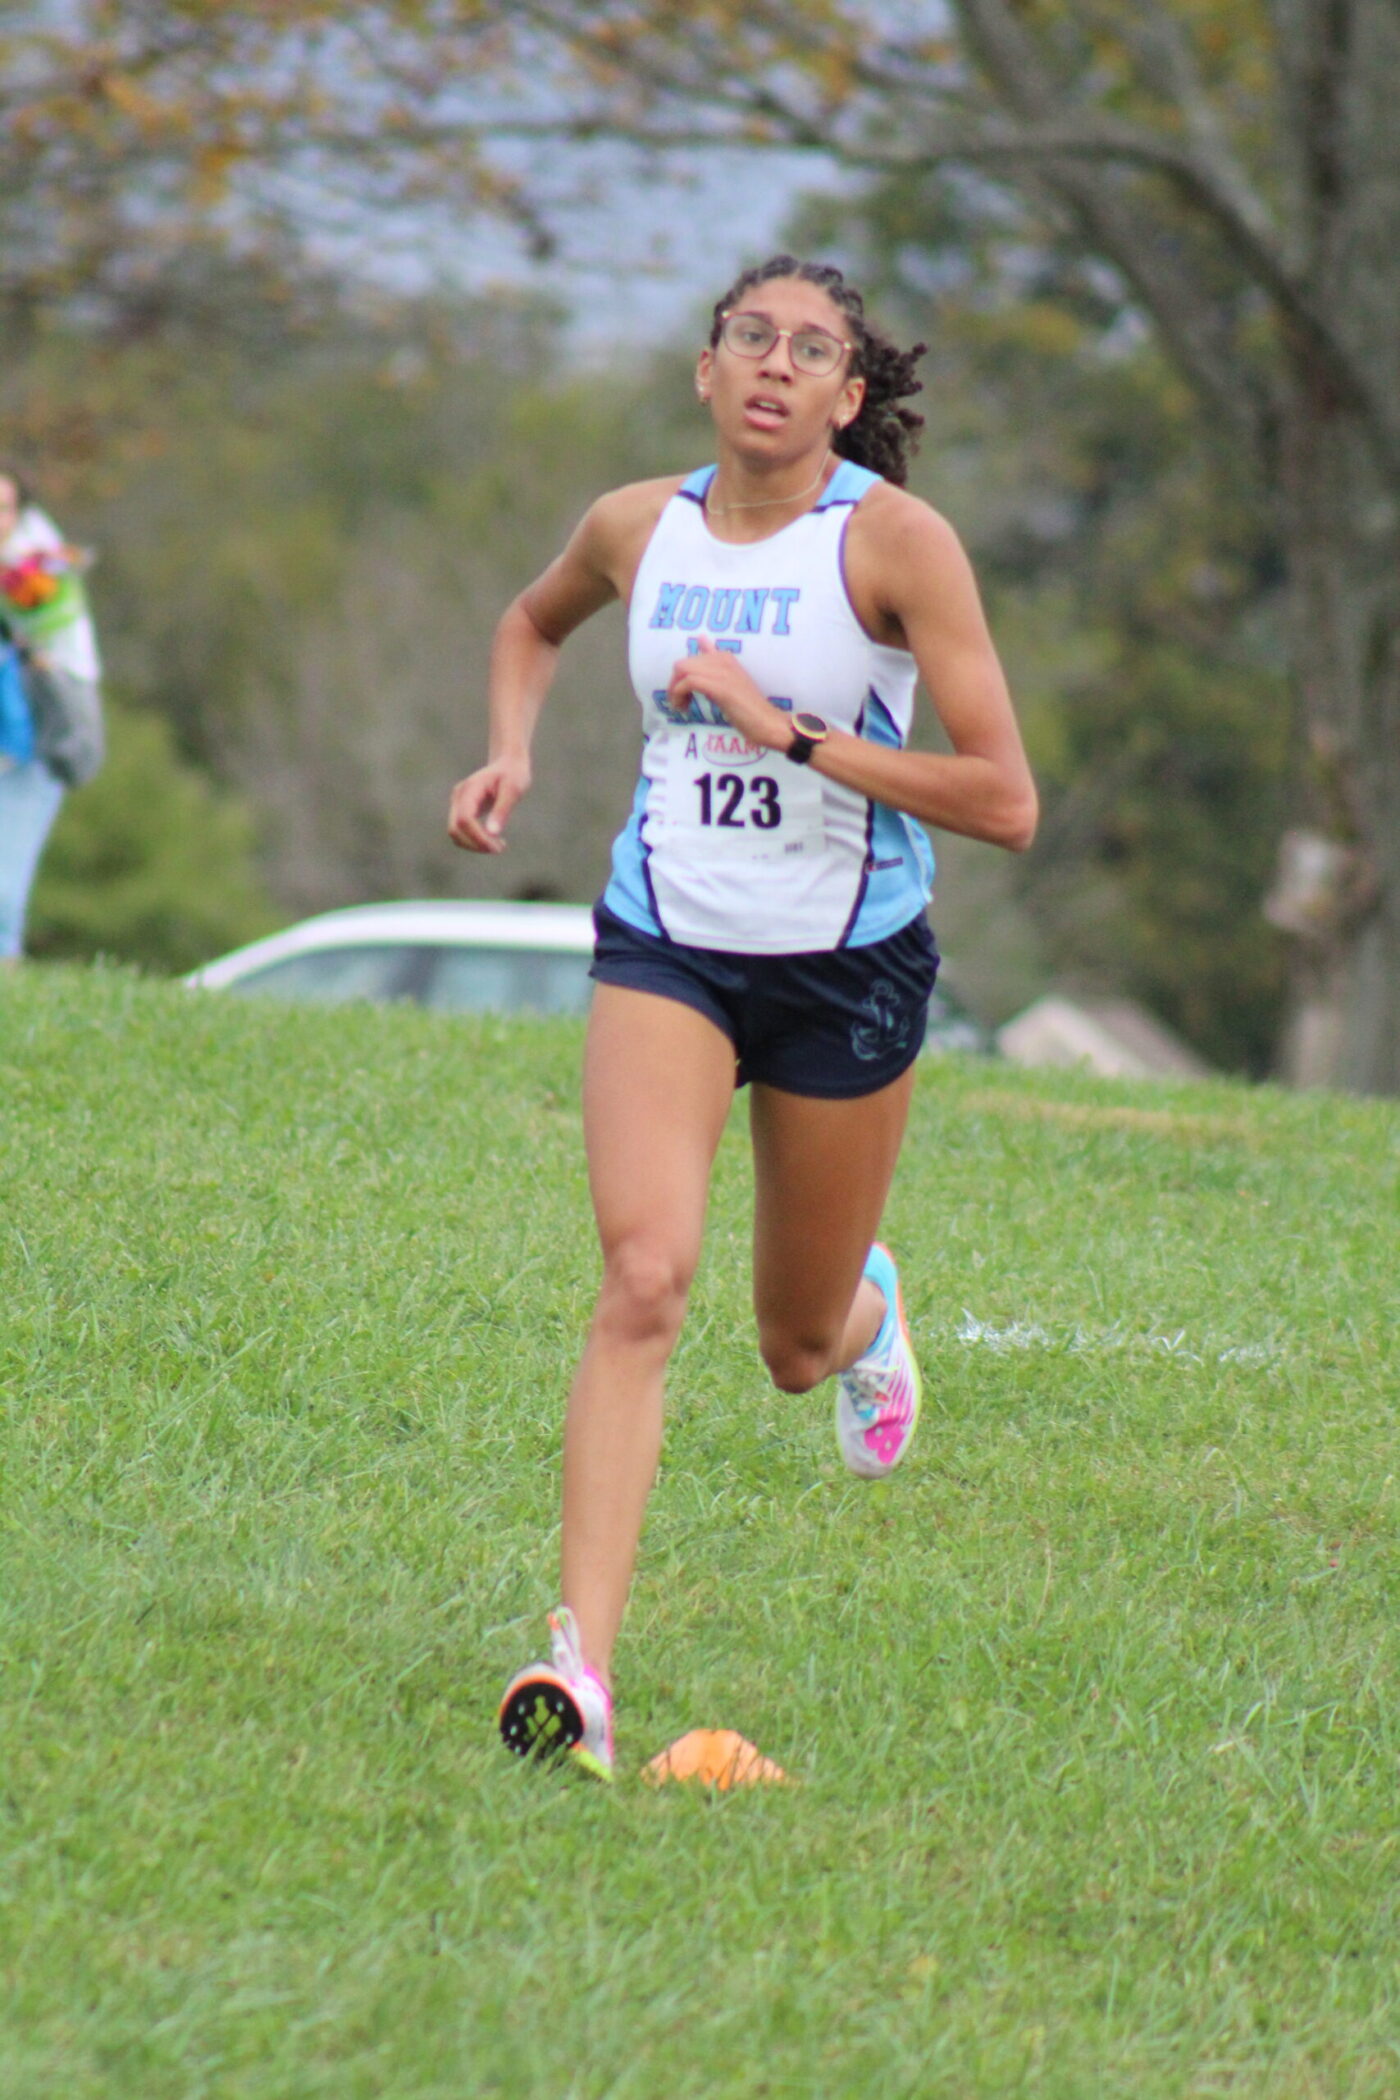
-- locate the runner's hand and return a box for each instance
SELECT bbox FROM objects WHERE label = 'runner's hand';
[666,638,795,752]
[448,756,531,854]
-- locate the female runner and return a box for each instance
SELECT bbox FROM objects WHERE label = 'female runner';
[449,255,1037,1779]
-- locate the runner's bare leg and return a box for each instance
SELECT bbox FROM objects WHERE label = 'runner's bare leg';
[560,985,736,1685]
[748,1066,918,1392]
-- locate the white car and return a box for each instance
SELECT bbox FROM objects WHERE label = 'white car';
[186,897,994,1049]
[185,900,597,1016]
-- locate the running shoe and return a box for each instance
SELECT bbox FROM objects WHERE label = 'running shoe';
[834,1242,923,1479]
[498,1606,615,1781]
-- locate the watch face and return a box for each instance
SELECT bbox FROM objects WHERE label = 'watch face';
[793,712,829,738]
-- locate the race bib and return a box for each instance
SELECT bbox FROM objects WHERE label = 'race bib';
[644,721,826,860]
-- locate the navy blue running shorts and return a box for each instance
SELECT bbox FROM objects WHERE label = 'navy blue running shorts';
[589,898,940,1099]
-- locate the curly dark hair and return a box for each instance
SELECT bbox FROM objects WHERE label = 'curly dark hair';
[708,255,925,487]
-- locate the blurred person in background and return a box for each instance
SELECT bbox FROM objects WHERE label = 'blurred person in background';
[0,466,105,965]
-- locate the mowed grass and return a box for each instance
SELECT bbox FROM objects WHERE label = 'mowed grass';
[2,966,1398,2100]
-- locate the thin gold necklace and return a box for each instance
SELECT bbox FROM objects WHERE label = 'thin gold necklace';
[706,451,832,516]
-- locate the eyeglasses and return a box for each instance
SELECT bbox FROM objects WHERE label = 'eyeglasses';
[719,310,852,378]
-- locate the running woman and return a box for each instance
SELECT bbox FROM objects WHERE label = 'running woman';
[449,255,1038,1780]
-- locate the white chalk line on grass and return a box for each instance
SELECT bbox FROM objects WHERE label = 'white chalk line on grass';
[915,1311,1280,1371]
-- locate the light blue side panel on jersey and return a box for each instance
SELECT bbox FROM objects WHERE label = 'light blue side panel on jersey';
[847,686,936,945]
[603,773,664,936]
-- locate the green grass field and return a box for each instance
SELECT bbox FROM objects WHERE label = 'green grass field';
[3,966,1398,2098]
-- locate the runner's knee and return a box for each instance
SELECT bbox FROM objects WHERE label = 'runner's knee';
[759,1322,839,1395]
[598,1238,693,1347]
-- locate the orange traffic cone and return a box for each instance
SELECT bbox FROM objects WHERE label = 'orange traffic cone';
[642,1728,792,1790]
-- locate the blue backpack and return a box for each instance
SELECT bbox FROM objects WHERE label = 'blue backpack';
[0,641,35,768]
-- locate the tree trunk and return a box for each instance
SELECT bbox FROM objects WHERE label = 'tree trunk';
[1268,0,1400,1093]
[1271,443,1400,1095]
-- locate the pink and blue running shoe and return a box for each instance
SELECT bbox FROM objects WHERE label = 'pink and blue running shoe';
[834,1242,923,1479]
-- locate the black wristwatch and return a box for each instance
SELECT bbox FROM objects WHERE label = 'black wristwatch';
[786,712,830,765]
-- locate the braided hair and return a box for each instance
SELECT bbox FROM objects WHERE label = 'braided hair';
[708,256,925,487]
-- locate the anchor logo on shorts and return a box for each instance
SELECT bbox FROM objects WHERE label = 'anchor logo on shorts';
[850,978,911,1062]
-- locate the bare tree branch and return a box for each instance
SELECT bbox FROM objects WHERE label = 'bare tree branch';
[438,0,1400,478]
[951,0,1400,478]
[1067,0,1292,255]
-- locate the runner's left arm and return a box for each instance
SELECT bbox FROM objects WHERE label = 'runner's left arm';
[665,493,1038,852]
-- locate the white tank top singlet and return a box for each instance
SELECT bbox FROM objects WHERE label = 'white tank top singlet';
[603,460,935,954]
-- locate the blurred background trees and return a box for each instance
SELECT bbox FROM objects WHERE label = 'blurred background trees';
[4,3,1396,1089]
[26,698,276,974]
[16,279,702,972]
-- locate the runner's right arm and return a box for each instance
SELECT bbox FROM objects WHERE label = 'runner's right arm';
[448,480,675,855]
